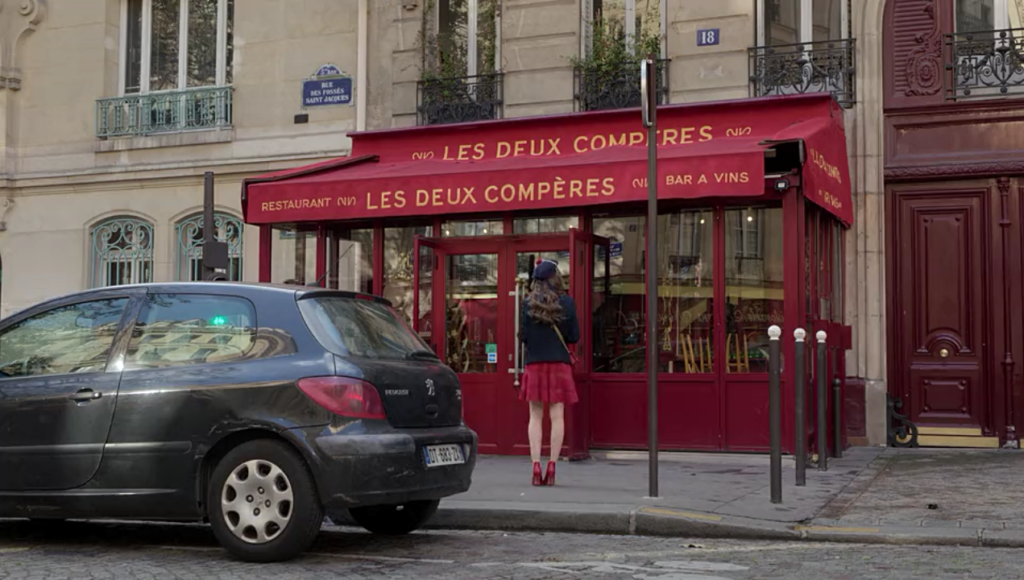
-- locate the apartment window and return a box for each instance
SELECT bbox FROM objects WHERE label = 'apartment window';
[585,0,663,54]
[121,0,234,95]
[758,0,848,46]
[175,213,244,282]
[90,217,155,288]
[427,0,499,78]
[956,0,1024,31]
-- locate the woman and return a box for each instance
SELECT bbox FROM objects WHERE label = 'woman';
[519,259,580,486]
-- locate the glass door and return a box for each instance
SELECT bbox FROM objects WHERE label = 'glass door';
[412,231,606,458]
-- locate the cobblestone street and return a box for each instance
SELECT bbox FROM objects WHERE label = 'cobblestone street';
[1,520,1022,579]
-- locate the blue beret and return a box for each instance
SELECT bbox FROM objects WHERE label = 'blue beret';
[533,259,559,280]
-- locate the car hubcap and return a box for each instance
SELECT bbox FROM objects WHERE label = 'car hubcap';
[221,459,293,544]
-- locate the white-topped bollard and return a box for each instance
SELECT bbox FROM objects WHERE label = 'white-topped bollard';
[768,325,782,504]
[816,330,828,471]
[793,328,807,486]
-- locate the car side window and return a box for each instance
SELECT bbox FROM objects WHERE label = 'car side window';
[0,298,128,378]
[125,294,256,370]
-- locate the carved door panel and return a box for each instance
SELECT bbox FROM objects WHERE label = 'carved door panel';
[896,190,988,429]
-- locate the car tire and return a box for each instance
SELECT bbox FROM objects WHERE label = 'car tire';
[348,500,440,535]
[206,439,323,562]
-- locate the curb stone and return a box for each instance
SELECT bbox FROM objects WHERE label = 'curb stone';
[814,449,897,521]
[389,503,1024,549]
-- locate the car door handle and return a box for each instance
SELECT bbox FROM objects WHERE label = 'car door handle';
[71,389,102,403]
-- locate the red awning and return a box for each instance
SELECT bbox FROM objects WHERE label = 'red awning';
[242,94,853,226]
[244,138,770,225]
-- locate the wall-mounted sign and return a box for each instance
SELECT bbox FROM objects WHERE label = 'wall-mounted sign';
[486,343,497,364]
[697,29,720,47]
[302,64,353,108]
[610,241,623,257]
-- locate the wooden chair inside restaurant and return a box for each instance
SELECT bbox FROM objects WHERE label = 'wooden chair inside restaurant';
[681,334,712,373]
[726,333,750,373]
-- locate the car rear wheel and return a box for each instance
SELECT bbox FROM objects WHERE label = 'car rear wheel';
[348,500,440,535]
[207,439,323,562]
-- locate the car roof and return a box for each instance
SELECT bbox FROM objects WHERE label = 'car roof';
[16,282,391,316]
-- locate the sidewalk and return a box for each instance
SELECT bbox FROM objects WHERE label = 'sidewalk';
[416,447,1024,547]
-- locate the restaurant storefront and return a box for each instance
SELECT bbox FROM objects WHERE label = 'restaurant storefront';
[241,93,853,458]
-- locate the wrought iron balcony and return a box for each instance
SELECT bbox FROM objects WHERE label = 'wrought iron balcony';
[417,73,504,126]
[574,59,669,112]
[96,86,233,138]
[945,28,1024,99]
[748,39,856,107]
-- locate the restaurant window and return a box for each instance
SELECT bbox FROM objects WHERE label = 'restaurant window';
[514,216,579,235]
[384,225,432,325]
[591,215,645,373]
[122,0,234,94]
[272,229,317,286]
[724,207,783,373]
[657,210,714,374]
[443,219,503,237]
[328,228,374,294]
[832,222,843,323]
[758,0,846,45]
[90,216,155,288]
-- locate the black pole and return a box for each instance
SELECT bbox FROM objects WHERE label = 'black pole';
[203,171,215,279]
[768,325,782,504]
[794,328,807,486]
[642,57,659,499]
[817,330,828,471]
[833,376,843,459]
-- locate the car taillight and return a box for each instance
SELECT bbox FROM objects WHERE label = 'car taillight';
[296,377,386,420]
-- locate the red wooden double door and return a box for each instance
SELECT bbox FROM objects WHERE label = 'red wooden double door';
[888,179,1024,440]
[413,231,609,456]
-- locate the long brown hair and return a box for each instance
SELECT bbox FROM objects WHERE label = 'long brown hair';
[526,272,564,326]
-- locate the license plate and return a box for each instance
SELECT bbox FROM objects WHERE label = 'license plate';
[424,444,465,467]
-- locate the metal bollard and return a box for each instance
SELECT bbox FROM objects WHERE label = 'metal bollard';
[768,325,782,504]
[816,330,828,471]
[794,328,807,486]
[833,377,843,459]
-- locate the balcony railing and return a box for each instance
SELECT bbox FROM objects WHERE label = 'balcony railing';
[96,86,233,138]
[417,73,504,126]
[749,39,856,107]
[574,59,670,112]
[945,28,1024,99]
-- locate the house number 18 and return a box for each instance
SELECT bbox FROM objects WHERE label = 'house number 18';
[697,29,720,47]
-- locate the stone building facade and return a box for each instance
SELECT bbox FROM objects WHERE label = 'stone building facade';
[2,0,898,446]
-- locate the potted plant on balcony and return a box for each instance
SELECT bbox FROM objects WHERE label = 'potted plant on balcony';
[571,18,663,112]
[417,0,501,125]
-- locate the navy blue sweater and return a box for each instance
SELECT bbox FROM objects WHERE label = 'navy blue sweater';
[520,294,580,366]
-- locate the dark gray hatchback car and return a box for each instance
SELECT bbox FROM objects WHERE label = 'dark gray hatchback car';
[0,283,477,561]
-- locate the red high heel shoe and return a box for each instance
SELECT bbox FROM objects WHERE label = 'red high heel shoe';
[531,461,543,486]
[544,461,556,486]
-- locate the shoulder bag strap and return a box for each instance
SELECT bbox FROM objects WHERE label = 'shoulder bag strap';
[552,324,571,355]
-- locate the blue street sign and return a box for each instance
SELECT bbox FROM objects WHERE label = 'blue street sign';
[302,64,353,108]
[302,77,352,107]
[697,28,720,46]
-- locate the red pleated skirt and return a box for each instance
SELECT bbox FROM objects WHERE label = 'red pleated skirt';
[519,362,578,404]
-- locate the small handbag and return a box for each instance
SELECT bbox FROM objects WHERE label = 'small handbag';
[552,325,580,366]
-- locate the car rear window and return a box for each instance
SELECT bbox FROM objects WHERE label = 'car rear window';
[298,296,431,360]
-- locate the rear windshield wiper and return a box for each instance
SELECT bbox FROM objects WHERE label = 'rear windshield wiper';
[405,349,439,361]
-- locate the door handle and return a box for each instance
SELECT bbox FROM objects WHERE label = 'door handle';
[71,389,102,403]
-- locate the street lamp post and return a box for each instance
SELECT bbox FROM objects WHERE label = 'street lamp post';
[641,57,659,499]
